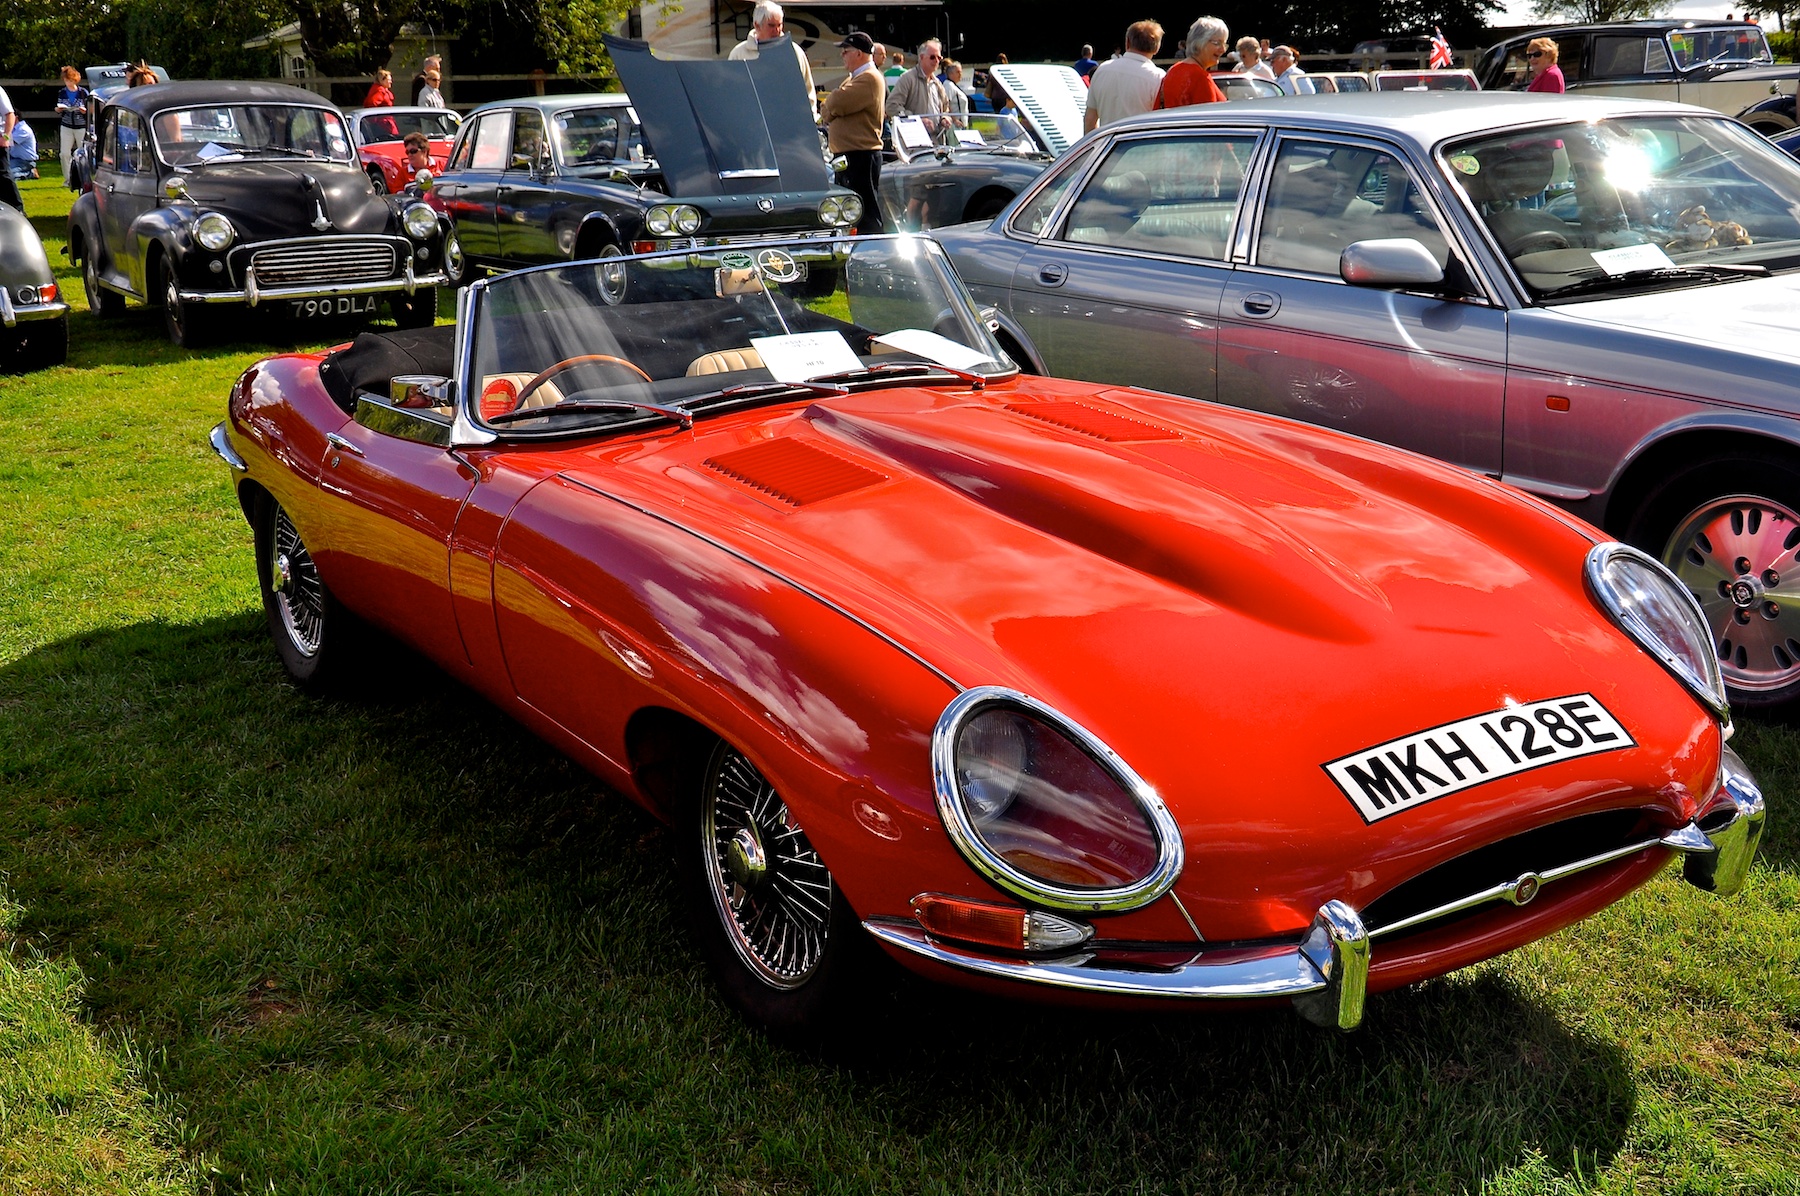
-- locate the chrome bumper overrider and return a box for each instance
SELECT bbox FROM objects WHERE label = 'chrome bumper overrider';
[869,749,1766,1032]
[180,261,449,306]
[209,422,247,472]
[0,289,69,327]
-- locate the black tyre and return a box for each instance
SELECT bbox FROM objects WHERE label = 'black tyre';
[83,248,125,317]
[159,258,208,348]
[678,740,868,1040]
[1626,451,1800,710]
[964,190,1014,223]
[390,287,439,329]
[368,166,390,193]
[253,495,353,690]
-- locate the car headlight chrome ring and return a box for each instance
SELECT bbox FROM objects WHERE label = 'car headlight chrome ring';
[402,202,438,240]
[838,193,864,226]
[671,204,702,235]
[194,211,234,252]
[646,205,675,236]
[932,686,1184,913]
[1586,541,1730,720]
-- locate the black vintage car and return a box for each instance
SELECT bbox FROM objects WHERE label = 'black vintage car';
[428,34,861,281]
[68,81,446,347]
[1,203,70,371]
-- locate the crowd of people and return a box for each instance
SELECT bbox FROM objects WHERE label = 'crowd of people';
[1084,17,1328,132]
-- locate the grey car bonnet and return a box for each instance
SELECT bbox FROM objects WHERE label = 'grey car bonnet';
[603,33,830,196]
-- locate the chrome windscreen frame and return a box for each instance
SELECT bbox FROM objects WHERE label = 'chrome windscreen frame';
[931,686,1184,914]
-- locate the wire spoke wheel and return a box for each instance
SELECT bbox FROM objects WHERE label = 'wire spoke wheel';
[269,505,326,659]
[701,746,834,990]
[1663,493,1800,695]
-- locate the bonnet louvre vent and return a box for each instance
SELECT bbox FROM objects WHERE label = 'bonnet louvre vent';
[1006,402,1183,443]
[705,439,887,506]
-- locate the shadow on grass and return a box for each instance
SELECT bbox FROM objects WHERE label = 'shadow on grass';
[0,616,1639,1193]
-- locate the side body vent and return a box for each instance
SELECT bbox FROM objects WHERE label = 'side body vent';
[1006,401,1183,443]
[704,438,887,506]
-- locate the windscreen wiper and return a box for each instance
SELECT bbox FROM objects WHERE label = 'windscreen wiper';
[1536,262,1768,300]
[810,361,989,389]
[488,397,695,428]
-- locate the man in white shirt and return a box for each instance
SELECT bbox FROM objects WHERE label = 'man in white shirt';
[1271,46,1315,95]
[729,0,818,119]
[1084,20,1164,132]
[1235,37,1276,80]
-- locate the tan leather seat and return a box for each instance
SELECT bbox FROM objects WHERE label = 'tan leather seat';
[686,347,765,376]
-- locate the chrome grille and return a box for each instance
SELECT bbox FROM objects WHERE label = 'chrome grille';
[248,241,396,286]
[1360,808,1659,939]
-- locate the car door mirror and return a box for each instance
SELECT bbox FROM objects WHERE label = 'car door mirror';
[1339,238,1445,288]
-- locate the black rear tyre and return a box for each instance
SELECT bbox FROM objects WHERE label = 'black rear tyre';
[254,495,355,690]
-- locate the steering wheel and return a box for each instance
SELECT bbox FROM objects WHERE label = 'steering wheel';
[1506,229,1572,257]
[514,354,653,409]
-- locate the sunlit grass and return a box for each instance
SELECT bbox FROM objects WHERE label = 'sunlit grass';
[0,167,1796,1196]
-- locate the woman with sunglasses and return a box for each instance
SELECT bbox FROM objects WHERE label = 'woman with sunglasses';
[1525,38,1564,93]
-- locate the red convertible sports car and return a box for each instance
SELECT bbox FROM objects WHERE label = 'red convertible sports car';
[211,236,1765,1037]
[347,106,460,194]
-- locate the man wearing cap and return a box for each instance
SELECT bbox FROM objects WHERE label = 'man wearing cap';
[820,32,887,233]
[730,1,817,119]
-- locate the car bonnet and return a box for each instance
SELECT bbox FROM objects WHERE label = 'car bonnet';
[541,379,1713,930]
[602,32,830,196]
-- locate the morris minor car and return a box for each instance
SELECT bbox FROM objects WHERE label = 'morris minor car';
[211,235,1763,1038]
[68,81,446,347]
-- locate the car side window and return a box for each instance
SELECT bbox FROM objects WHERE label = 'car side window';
[112,111,146,175]
[509,110,546,172]
[1057,135,1256,260]
[1010,144,1095,237]
[1594,36,1663,78]
[1254,141,1449,277]
[467,111,514,171]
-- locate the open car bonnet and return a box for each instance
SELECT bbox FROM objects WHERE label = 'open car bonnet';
[987,64,1089,155]
[603,32,831,196]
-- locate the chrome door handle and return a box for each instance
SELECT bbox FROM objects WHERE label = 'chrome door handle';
[1037,262,1067,287]
[325,431,365,457]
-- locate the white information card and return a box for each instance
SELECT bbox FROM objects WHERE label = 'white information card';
[750,332,863,383]
[1591,243,1674,275]
[871,329,992,371]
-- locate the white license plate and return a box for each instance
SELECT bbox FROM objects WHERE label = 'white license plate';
[1323,694,1636,824]
[288,295,379,320]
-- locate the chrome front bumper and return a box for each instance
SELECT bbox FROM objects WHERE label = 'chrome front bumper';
[0,289,69,327]
[868,748,1766,1032]
[180,259,449,306]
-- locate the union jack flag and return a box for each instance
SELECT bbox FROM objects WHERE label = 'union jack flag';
[1430,27,1454,69]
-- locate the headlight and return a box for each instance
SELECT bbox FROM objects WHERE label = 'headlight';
[403,202,438,240]
[838,193,864,226]
[819,195,845,226]
[672,204,702,235]
[194,212,234,252]
[646,205,675,236]
[932,687,1183,912]
[1587,542,1729,719]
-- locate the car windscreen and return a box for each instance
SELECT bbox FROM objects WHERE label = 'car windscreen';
[1444,114,1800,300]
[358,111,459,144]
[552,106,649,170]
[891,112,1036,159]
[1669,26,1773,70]
[466,237,1014,436]
[154,104,354,166]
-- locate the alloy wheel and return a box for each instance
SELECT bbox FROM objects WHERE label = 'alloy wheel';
[1663,492,1800,695]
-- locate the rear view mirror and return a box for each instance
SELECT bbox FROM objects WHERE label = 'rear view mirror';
[1340,238,1445,288]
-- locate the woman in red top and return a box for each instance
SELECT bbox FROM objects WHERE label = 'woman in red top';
[363,69,396,108]
[1155,16,1230,108]
[1525,38,1565,93]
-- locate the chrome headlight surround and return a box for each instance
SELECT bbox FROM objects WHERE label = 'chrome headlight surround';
[194,211,235,252]
[837,193,865,227]
[402,202,438,240]
[931,686,1184,913]
[1586,542,1730,721]
[820,194,861,227]
[645,204,675,236]
[672,204,702,235]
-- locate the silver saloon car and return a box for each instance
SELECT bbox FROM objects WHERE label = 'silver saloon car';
[934,91,1800,712]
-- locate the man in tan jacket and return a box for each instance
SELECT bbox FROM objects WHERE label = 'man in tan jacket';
[820,31,887,232]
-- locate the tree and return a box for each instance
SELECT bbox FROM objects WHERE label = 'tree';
[1530,0,1664,23]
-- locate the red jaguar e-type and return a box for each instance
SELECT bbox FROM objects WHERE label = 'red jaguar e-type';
[346,106,460,194]
[211,236,1764,1037]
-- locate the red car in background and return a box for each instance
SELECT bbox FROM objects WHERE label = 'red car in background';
[346,106,461,193]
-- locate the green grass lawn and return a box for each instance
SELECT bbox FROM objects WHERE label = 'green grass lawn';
[2,169,1797,1196]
